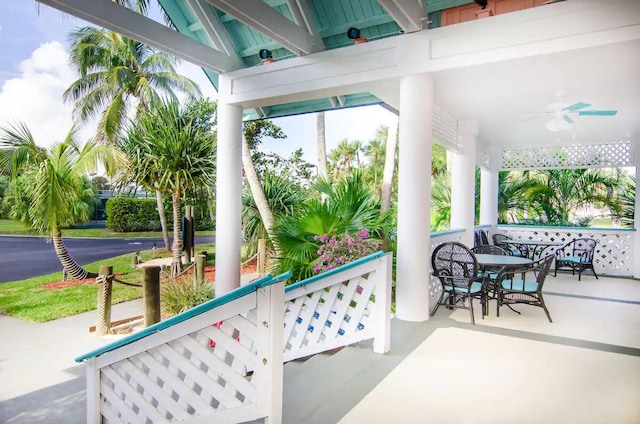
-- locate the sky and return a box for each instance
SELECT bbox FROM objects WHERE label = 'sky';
[0,2,398,166]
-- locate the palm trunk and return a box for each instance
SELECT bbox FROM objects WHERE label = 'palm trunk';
[52,232,97,279]
[170,190,183,278]
[316,112,328,180]
[242,134,280,256]
[380,122,398,252]
[381,121,398,215]
[156,190,170,251]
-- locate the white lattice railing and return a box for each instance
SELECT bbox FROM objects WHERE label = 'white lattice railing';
[283,251,393,362]
[428,229,466,314]
[76,273,290,424]
[76,252,394,424]
[497,225,635,277]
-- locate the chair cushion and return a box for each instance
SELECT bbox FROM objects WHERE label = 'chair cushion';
[444,281,484,294]
[559,256,590,264]
[501,279,538,292]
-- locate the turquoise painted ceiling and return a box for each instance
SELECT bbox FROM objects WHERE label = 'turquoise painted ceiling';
[158,0,473,119]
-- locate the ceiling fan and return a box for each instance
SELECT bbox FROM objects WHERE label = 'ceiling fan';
[528,92,618,132]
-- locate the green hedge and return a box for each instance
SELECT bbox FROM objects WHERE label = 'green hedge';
[106,198,161,232]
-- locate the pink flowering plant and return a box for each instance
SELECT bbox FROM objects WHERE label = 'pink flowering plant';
[312,228,380,274]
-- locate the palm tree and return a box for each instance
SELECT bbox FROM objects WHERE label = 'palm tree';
[617,175,635,228]
[118,100,216,277]
[526,169,621,225]
[380,122,397,216]
[0,122,121,279]
[241,120,287,255]
[329,139,361,179]
[65,27,201,251]
[316,112,328,181]
[242,171,306,256]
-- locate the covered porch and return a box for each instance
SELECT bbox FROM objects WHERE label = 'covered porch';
[29,0,640,422]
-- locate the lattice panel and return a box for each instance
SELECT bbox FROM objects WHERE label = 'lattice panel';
[98,314,262,423]
[502,140,633,170]
[433,104,459,149]
[476,142,490,169]
[429,231,465,314]
[284,275,375,361]
[498,228,634,276]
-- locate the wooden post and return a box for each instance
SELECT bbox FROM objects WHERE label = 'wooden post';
[96,265,113,336]
[195,252,206,286]
[257,238,267,277]
[188,205,195,259]
[183,208,192,264]
[143,266,161,327]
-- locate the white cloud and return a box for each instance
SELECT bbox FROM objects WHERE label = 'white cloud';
[0,41,87,148]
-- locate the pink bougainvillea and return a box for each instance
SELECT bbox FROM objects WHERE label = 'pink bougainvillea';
[313,228,379,274]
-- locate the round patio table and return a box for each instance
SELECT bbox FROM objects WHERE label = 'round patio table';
[475,254,532,267]
[505,240,561,259]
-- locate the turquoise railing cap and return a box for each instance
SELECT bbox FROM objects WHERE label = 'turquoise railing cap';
[285,251,389,293]
[75,272,290,363]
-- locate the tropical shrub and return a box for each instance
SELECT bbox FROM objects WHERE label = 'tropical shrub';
[161,280,214,317]
[313,228,380,274]
[106,197,160,232]
[273,170,392,281]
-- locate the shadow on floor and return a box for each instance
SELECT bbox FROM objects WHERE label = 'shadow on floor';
[0,376,85,424]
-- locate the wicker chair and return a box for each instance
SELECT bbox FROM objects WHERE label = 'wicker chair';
[495,255,554,322]
[479,230,490,246]
[471,245,509,310]
[431,242,488,324]
[554,238,598,281]
[474,231,482,247]
[471,245,508,256]
[492,234,528,258]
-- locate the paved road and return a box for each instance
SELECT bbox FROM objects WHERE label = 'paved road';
[0,235,215,283]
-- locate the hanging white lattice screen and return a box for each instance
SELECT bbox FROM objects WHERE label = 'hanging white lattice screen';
[433,104,459,149]
[476,142,490,169]
[502,139,633,170]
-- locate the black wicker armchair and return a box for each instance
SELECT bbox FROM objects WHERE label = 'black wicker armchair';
[492,233,528,258]
[495,255,554,322]
[554,238,598,281]
[431,242,488,324]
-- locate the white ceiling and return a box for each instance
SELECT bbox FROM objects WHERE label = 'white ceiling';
[432,39,640,148]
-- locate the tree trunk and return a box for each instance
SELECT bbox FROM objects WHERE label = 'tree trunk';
[170,190,183,277]
[156,189,170,251]
[316,112,328,180]
[52,233,97,279]
[242,134,280,256]
[381,121,398,215]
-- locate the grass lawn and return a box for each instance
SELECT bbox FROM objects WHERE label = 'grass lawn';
[0,243,216,322]
[0,219,213,238]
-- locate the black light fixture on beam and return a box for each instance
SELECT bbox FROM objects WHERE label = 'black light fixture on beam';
[259,48,275,64]
[474,0,488,9]
[347,27,367,44]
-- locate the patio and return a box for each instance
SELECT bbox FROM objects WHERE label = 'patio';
[284,271,640,423]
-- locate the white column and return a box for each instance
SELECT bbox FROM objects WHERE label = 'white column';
[396,73,433,322]
[450,120,478,247]
[480,147,500,227]
[215,101,243,296]
[633,138,640,279]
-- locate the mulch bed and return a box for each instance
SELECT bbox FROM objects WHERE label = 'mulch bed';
[40,259,258,290]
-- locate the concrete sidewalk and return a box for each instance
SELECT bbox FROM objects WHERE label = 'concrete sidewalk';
[0,273,259,424]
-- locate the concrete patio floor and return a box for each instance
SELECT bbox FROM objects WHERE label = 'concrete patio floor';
[336,273,640,424]
[1,272,638,423]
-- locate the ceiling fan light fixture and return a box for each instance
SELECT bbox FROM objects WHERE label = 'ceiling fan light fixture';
[545,117,571,132]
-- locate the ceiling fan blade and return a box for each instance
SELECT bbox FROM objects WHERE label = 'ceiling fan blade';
[563,102,591,111]
[563,115,573,124]
[577,110,618,116]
